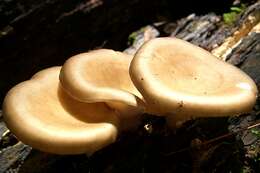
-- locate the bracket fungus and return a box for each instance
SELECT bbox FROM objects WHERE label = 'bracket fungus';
[60,49,145,131]
[3,67,119,154]
[130,37,258,127]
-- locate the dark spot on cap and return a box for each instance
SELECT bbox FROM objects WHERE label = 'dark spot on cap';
[178,101,184,108]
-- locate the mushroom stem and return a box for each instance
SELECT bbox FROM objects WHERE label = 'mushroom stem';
[106,101,144,131]
[166,114,200,128]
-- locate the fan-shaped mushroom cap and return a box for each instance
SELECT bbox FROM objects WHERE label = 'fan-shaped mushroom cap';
[60,49,143,107]
[60,49,145,130]
[130,37,258,120]
[3,67,119,155]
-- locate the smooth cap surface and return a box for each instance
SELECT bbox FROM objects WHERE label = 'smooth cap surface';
[60,49,144,109]
[130,37,258,117]
[3,67,119,154]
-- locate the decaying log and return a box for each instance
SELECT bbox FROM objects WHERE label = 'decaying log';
[0,1,259,173]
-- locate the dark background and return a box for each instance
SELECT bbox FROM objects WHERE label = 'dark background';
[0,0,235,104]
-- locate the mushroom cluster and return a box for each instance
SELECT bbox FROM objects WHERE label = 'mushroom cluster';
[3,37,258,155]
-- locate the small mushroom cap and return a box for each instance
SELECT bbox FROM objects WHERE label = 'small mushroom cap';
[60,49,144,108]
[130,37,258,117]
[3,67,119,155]
[60,49,145,131]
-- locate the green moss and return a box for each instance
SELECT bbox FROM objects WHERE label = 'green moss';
[128,32,138,45]
[223,4,246,25]
[127,27,147,45]
[251,129,260,138]
[223,12,239,25]
[240,166,252,173]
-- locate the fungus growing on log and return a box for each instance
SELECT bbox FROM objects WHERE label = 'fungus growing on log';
[129,37,258,127]
[2,38,258,155]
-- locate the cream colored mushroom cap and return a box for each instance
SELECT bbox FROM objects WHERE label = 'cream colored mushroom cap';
[60,49,144,109]
[130,37,258,117]
[3,67,119,155]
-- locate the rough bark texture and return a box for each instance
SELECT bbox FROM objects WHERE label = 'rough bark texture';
[0,1,260,173]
